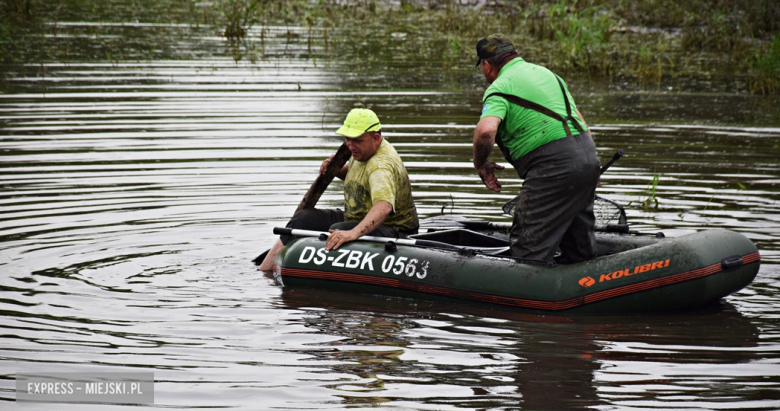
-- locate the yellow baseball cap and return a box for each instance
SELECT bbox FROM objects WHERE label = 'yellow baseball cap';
[336,108,382,138]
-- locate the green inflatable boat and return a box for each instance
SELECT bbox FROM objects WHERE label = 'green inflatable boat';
[265,204,760,314]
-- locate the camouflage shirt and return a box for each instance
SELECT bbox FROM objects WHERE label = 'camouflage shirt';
[343,139,419,232]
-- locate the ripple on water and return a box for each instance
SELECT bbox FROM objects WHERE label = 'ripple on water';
[1,20,780,411]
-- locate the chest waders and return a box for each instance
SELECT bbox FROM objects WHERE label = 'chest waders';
[484,75,585,163]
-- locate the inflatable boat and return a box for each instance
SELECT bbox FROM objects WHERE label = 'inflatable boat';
[261,194,760,314]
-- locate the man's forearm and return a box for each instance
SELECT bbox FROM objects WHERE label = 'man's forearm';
[472,116,500,170]
[354,201,392,236]
[325,200,393,251]
[473,133,494,170]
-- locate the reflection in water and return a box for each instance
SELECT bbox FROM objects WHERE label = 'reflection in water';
[278,287,767,409]
[1,17,779,411]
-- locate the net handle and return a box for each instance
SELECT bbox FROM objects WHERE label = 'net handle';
[502,149,625,216]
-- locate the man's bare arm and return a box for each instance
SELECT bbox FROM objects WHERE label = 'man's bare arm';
[472,116,504,192]
[325,200,392,250]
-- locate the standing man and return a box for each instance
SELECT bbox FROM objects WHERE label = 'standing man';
[258,108,419,271]
[472,34,600,264]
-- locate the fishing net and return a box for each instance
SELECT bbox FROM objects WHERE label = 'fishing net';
[593,195,627,226]
[502,194,627,228]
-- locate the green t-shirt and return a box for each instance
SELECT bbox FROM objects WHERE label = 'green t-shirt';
[343,139,419,232]
[480,58,587,162]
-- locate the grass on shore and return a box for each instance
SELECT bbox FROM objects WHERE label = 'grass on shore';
[2,0,779,93]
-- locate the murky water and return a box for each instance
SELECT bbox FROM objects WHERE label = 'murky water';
[1,19,780,410]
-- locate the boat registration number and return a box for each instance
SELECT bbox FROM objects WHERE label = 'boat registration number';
[297,246,431,279]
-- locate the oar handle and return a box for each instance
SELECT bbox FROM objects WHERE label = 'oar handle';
[273,227,297,236]
[273,227,416,245]
[295,143,352,213]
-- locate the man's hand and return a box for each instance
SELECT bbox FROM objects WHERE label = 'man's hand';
[319,155,334,175]
[325,229,360,251]
[324,201,392,251]
[320,154,349,179]
[478,161,505,192]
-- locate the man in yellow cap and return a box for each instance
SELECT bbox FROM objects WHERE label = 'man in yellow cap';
[258,108,419,270]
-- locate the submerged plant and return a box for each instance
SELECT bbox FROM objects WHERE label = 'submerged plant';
[440,194,455,215]
[642,172,661,212]
[220,0,259,41]
[217,0,276,63]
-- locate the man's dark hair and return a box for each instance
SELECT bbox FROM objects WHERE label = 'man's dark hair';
[485,50,518,69]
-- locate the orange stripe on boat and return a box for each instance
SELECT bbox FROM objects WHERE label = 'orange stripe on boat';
[280,251,760,311]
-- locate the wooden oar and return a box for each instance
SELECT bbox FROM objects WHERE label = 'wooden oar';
[252,143,351,265]
[295,142,352,212]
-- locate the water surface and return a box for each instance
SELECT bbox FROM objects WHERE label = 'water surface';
[1,19,779,410]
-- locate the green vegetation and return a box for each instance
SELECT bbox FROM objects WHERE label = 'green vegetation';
[641,172,661,212]
[750,36,780,94]
[211,0,780,93]
[1,0,37,62]
[2,0,779,93]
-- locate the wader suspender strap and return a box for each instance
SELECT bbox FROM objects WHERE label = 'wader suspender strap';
[483,75,584,137]
[554,75,585,135]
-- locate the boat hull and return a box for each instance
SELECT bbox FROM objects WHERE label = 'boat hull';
[275,228,760,314]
